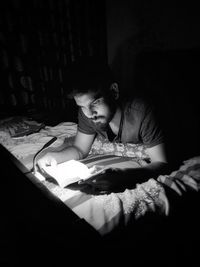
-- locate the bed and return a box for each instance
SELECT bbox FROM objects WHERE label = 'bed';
[1,115,200,264]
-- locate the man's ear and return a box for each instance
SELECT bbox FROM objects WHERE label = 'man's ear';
[110,83,119,100]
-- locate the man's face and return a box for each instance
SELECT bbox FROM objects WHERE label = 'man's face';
[74,91,116,130]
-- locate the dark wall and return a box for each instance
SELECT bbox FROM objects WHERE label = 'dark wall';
[106,0,200,92]
[1,1,199,160]
[0,0,107,122]
[106,1,200,164]
[134,49,200,166]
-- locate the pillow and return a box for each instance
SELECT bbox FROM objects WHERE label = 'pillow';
[89,135,150,161]
[80,154,148,170]
[157,156,200,195]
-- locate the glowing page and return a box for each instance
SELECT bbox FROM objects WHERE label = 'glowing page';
[41,160,105,188]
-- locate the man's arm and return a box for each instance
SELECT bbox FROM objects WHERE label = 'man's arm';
[70,143,170,194]
[51,131,96,162]
[146,143,167,163]
[123,143,169,186]
[138,142,169,177]
[36,131,95,169]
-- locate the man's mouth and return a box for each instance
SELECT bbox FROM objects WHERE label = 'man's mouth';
[91,117,109,130]
[92,116,104,123]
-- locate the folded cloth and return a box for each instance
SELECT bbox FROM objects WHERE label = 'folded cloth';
[157,156,200,195]
[0,116,45,137]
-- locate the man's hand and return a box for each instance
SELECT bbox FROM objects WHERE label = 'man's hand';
[36,152,57,171]
[66,161,170,195]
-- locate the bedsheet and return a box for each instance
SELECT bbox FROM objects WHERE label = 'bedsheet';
[1,120,200,236]
[35,155,200,236]
[0,120,149,169]
[0,121,77,169]
[42,174,168,235]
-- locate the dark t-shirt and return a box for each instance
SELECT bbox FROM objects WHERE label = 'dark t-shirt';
[78,98,164,148]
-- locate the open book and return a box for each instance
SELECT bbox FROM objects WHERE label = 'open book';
[39,160,105,188]
[35,155,143,187]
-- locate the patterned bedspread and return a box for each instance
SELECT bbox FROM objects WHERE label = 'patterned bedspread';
[1,118,200,236]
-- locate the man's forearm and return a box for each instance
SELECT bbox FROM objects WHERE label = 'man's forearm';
[140,161,170,176]
[49,145,84,164]
[123,161,170,188]
[76,161,171,193]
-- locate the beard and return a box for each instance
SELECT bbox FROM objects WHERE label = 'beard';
[91,99,117,131]
[92,116,109,131]
[92,109,115,131]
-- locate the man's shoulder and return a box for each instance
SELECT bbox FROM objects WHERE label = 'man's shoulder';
[124,97,151,114]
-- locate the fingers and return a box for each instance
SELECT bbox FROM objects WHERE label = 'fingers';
[90,165,106,175]
[37,155,57,171]
[49,158,57,167]
[67,177,110,195]
[78,178,109,191]
[66,181,95,194]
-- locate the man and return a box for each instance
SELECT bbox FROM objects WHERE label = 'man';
[37,58,169,193]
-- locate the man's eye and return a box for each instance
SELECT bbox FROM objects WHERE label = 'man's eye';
[92,98,101,106]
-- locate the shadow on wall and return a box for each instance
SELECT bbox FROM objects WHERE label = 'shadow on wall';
[111,42,200,165]
[110,34,141,98]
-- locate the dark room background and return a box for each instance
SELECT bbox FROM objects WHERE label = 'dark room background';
[106,0,200,93]
[1,0,200,161]
[0,0,107,122]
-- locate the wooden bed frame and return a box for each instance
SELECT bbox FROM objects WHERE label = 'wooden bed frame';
[1,145,200,265]
[1,144,102,265]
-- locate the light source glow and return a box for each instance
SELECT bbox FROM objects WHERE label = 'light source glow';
[35,160,104,188]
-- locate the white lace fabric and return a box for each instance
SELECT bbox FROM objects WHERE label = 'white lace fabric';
[93,178,169,235]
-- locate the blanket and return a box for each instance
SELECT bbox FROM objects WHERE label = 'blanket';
[1,118,200,236]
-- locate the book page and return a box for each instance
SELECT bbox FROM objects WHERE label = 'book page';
[42,160,105,188]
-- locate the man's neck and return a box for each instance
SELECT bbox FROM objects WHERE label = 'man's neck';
[109,107,121,135]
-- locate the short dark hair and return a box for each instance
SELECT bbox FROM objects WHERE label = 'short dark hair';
[65,56,116,99]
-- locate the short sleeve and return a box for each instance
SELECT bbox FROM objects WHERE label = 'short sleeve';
[140,104,164,147]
